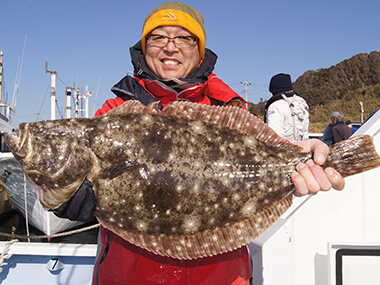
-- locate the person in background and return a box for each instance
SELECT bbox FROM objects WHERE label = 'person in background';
[52,2,345,284]
[265,73,309,142]
[345,120,353,129]
[322,123,334,146]
[345,120,358,132]
[331,111,354,144]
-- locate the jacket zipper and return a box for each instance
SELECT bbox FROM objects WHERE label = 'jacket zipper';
[95,233,110,285]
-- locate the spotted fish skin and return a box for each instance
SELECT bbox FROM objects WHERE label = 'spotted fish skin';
[5,100,380,259]
[93,112,309,237]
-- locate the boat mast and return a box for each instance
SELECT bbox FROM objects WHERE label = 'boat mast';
[45,62,57,120]
[84,86,92,118]
[65,86,72,118]
[74,87,92,118]
[0,50,11,121]
[44,62,92,120]
[0,50,3,106]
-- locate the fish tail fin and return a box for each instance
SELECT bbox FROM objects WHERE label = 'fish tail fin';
[324,134,380,178]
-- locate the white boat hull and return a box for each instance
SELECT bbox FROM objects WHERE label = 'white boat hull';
[0,242,96,284]
[0,152,84,235]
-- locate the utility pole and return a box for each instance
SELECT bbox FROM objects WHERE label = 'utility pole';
[240,80,251,108]
[45,62,57,120]
[359,101,364,123]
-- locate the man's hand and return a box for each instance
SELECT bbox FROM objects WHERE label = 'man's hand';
[291,139,345,196]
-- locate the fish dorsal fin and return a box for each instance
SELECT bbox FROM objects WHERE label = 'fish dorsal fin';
[163,101,302,151]
[105,100,301,151]
[104,100,161,116]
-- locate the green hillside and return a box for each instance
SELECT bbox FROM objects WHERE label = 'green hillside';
[249,51,380,133]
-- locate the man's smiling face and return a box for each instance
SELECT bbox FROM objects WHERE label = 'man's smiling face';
[145,26,200,79]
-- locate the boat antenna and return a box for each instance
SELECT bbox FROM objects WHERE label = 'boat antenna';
[92,77,101,117]
[11,34,27,114]
[0,51,3,103]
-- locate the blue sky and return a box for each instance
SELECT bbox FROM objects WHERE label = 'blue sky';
[1,0,379,127]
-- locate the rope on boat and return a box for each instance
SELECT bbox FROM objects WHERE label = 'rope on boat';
[23,174,31,243]
[0,239,19,273]
[0,223,100,240]
[0,223,100,272]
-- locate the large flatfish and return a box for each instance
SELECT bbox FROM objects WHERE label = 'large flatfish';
[5,100,380,259]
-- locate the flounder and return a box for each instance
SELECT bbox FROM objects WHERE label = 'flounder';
[5,100,380,260]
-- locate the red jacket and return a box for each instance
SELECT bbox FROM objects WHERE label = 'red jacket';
[92,42,251,285]
[95,73,246,117]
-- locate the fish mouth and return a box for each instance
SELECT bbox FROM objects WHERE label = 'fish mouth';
[5,132,20,154]
[5,123,29,158]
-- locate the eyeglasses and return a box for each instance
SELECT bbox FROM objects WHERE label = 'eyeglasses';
[146,34,198,49]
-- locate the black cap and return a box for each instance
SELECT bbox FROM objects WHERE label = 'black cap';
[269,73,293,94]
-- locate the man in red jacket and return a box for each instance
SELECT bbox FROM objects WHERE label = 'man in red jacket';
[53,2,345,284]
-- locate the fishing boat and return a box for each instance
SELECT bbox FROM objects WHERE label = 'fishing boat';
[0,50,90,236]
[0,46,379,282]
[0,49,98,284]
[0,115,13,207]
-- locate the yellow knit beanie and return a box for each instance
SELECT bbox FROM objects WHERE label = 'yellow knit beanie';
[142,2,206,56]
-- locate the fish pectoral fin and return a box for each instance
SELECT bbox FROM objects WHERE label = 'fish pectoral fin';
[86,153,102,182]
[96,161,141,180]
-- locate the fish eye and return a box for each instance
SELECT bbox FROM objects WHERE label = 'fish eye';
[35,137,40,141]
